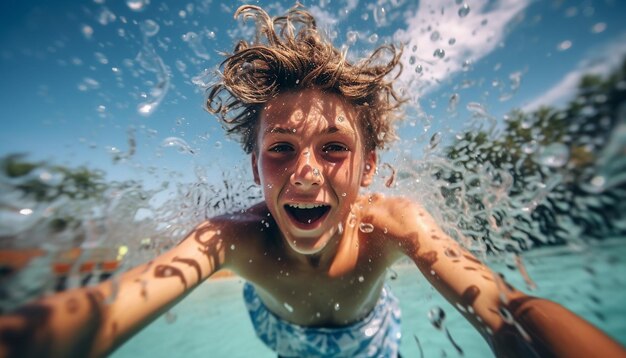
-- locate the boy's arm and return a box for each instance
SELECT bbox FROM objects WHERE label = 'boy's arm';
[0,219,230,358]
[373,196,626,357]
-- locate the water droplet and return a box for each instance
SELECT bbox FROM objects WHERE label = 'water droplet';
[359,222,374,233]
[444,247,460,258]
[181,31,211,60]
[358,276,364,282]
[94,52,108,65]
[557,40,572,51]
[430,31,440,42]
[448,38,456,45]
[373,6,386,26]
[448,93,459,112]
[462,59,472,71]
[415,65,423,74]
[81,24,94,39]
[19,208,33,216]
[466,102,489,117]
[161,137,195,155]
[241,61,253,72]
[77,77,100,91]
[429,132,442,150]
[284,302,294,313]
[382,163,396,188]
[334,302,341,311]
[348,213,357,227]
[535,143,570,168]
[126,0,149,11]
[141,19,160,37]
[97,8,116,26]
[458,4,470,18]
[368,33,379,43]
[428,306,446,329]
[522,140,538,154]
[499,307,514,323]
[230,244,236,250]
[137,102,155,115]
[164,311,177,324]
[346,31,358,45]
[591,22,607,34]
[337,115,345,122]
[589,175,606,190]
[433,48,445,59]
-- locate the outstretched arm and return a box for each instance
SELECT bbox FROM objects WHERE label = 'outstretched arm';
[373,196,626,357]
[0,219,229,358]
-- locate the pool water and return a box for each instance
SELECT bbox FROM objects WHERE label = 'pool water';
[113,239,626,357]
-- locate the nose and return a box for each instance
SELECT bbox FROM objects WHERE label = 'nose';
[290,151,323,189]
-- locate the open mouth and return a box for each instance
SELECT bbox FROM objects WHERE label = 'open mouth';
[284,203,331,226]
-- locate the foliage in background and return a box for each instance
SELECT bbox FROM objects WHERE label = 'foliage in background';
[441,58,626,252]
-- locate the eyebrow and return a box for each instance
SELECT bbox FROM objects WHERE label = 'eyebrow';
[266,126,345,135]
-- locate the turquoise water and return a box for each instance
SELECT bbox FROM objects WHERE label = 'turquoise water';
[113,240,626,357]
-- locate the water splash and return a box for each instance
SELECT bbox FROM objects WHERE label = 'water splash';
[127,0,149,12]
[433,49,445,59]
[283,302,294,313]
[428,306,445,329]
[458,4,470,18]
[135,32,170,117]
[161,137,196,155]
[182,31,211,60]
[534,143,569,168]
[359,222,374,233]
[140,20,160,37]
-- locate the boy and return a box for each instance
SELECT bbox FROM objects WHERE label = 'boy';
[1,4,625,358]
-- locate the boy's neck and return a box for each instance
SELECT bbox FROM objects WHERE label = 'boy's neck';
[279,219,360,276]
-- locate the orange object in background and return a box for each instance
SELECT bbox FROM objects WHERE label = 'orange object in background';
[0,247,122,281]
[0,249,45,274]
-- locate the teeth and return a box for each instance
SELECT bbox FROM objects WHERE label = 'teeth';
[287,203,325,209]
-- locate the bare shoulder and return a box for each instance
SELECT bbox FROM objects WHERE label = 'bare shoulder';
[359,193,451,259]
[185,202,271,270]
[194,202,269,237]
[359,193,432,232]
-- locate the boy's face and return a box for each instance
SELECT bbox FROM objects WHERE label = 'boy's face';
[252,88,376,255]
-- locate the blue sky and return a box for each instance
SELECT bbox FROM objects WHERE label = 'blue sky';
[1,0,625,187]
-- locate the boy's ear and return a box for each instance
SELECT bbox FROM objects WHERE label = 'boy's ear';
[251,152,261,185]
[360,151,377,187]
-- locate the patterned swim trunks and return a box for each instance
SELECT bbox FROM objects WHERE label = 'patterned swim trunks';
[243,282,402,357]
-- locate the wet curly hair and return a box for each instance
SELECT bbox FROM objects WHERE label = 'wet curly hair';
[206,4,405,154]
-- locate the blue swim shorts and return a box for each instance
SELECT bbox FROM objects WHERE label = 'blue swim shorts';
[243,282,402,357]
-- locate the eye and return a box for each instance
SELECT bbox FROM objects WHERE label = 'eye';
[323,143,349,153]
[268,143,294,153]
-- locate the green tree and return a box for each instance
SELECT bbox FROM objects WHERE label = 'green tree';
[440,58,626,252]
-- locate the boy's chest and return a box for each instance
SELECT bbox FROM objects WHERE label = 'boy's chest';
[238,253,390,326]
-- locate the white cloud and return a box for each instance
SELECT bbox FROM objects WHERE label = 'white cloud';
[309,6,340,29]
[523,33,626,112]
[394,0,531,97]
